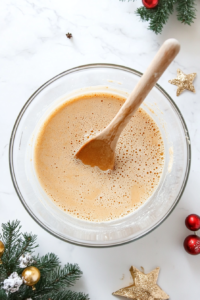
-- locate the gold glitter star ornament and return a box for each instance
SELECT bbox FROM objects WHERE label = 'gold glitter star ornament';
[113,266,169,300]
[169,69,196,96]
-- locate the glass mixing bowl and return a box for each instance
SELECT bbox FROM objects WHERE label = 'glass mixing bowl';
[9,64,191,247]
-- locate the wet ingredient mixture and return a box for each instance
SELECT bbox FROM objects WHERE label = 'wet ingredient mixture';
[34,93,164,222]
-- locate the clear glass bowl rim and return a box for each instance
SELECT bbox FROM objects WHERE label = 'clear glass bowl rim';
[9,63,191,248]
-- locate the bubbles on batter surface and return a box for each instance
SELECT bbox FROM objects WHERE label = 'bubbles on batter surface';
[34,94,164,222]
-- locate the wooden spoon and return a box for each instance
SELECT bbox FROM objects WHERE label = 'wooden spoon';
[75,39,180,171]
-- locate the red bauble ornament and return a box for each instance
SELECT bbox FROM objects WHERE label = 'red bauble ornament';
[184,235,200,255]
[185,214,200,231]
[142,0,159,9]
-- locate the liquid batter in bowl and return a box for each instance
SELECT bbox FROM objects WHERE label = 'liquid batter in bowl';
[34,92,164,222]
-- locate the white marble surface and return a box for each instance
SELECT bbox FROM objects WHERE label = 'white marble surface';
[1,0,200,298]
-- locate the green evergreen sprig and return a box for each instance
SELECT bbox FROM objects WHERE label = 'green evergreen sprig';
[32,253,60,275]
[0,220,89,300]
[136,0,175,34]
[0,220,38,280]
[176,0,196,25]
[122,0,197,34]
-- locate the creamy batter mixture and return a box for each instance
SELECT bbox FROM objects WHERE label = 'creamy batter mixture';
[34,93,164,222]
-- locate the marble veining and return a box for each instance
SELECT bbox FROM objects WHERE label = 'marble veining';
[1,0,200,299]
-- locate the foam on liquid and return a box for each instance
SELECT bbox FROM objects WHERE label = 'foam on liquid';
[34,93,164,222]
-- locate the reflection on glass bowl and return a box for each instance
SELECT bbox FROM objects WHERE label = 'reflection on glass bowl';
[9,64,191,247]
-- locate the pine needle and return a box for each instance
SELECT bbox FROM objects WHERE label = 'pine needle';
[127,0,197,33]
[176,0,196,25]
[0,221,89,300]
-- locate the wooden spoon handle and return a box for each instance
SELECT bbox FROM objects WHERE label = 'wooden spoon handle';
[102,39,180,146]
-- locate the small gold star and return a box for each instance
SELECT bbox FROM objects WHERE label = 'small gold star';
[113,266,169,300]
[169,69,196,96]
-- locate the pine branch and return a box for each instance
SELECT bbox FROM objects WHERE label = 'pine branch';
[176,0,196,25]
[1,220,38,276]
[8,264,86,300]
[136,0,175,34]
[50,264,83,287]
[0,221,88,300]
[1,220,21,275]
[2,220,21,260]
[136,6,157,22]
[15,233,38,263]
[33,253,60,275]
[134,0,197,34]
[33,263,83,296]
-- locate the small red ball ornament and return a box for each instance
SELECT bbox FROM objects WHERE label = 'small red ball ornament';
[185,214,200,231]
[142,0,159,9]
[184,235,200,255]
